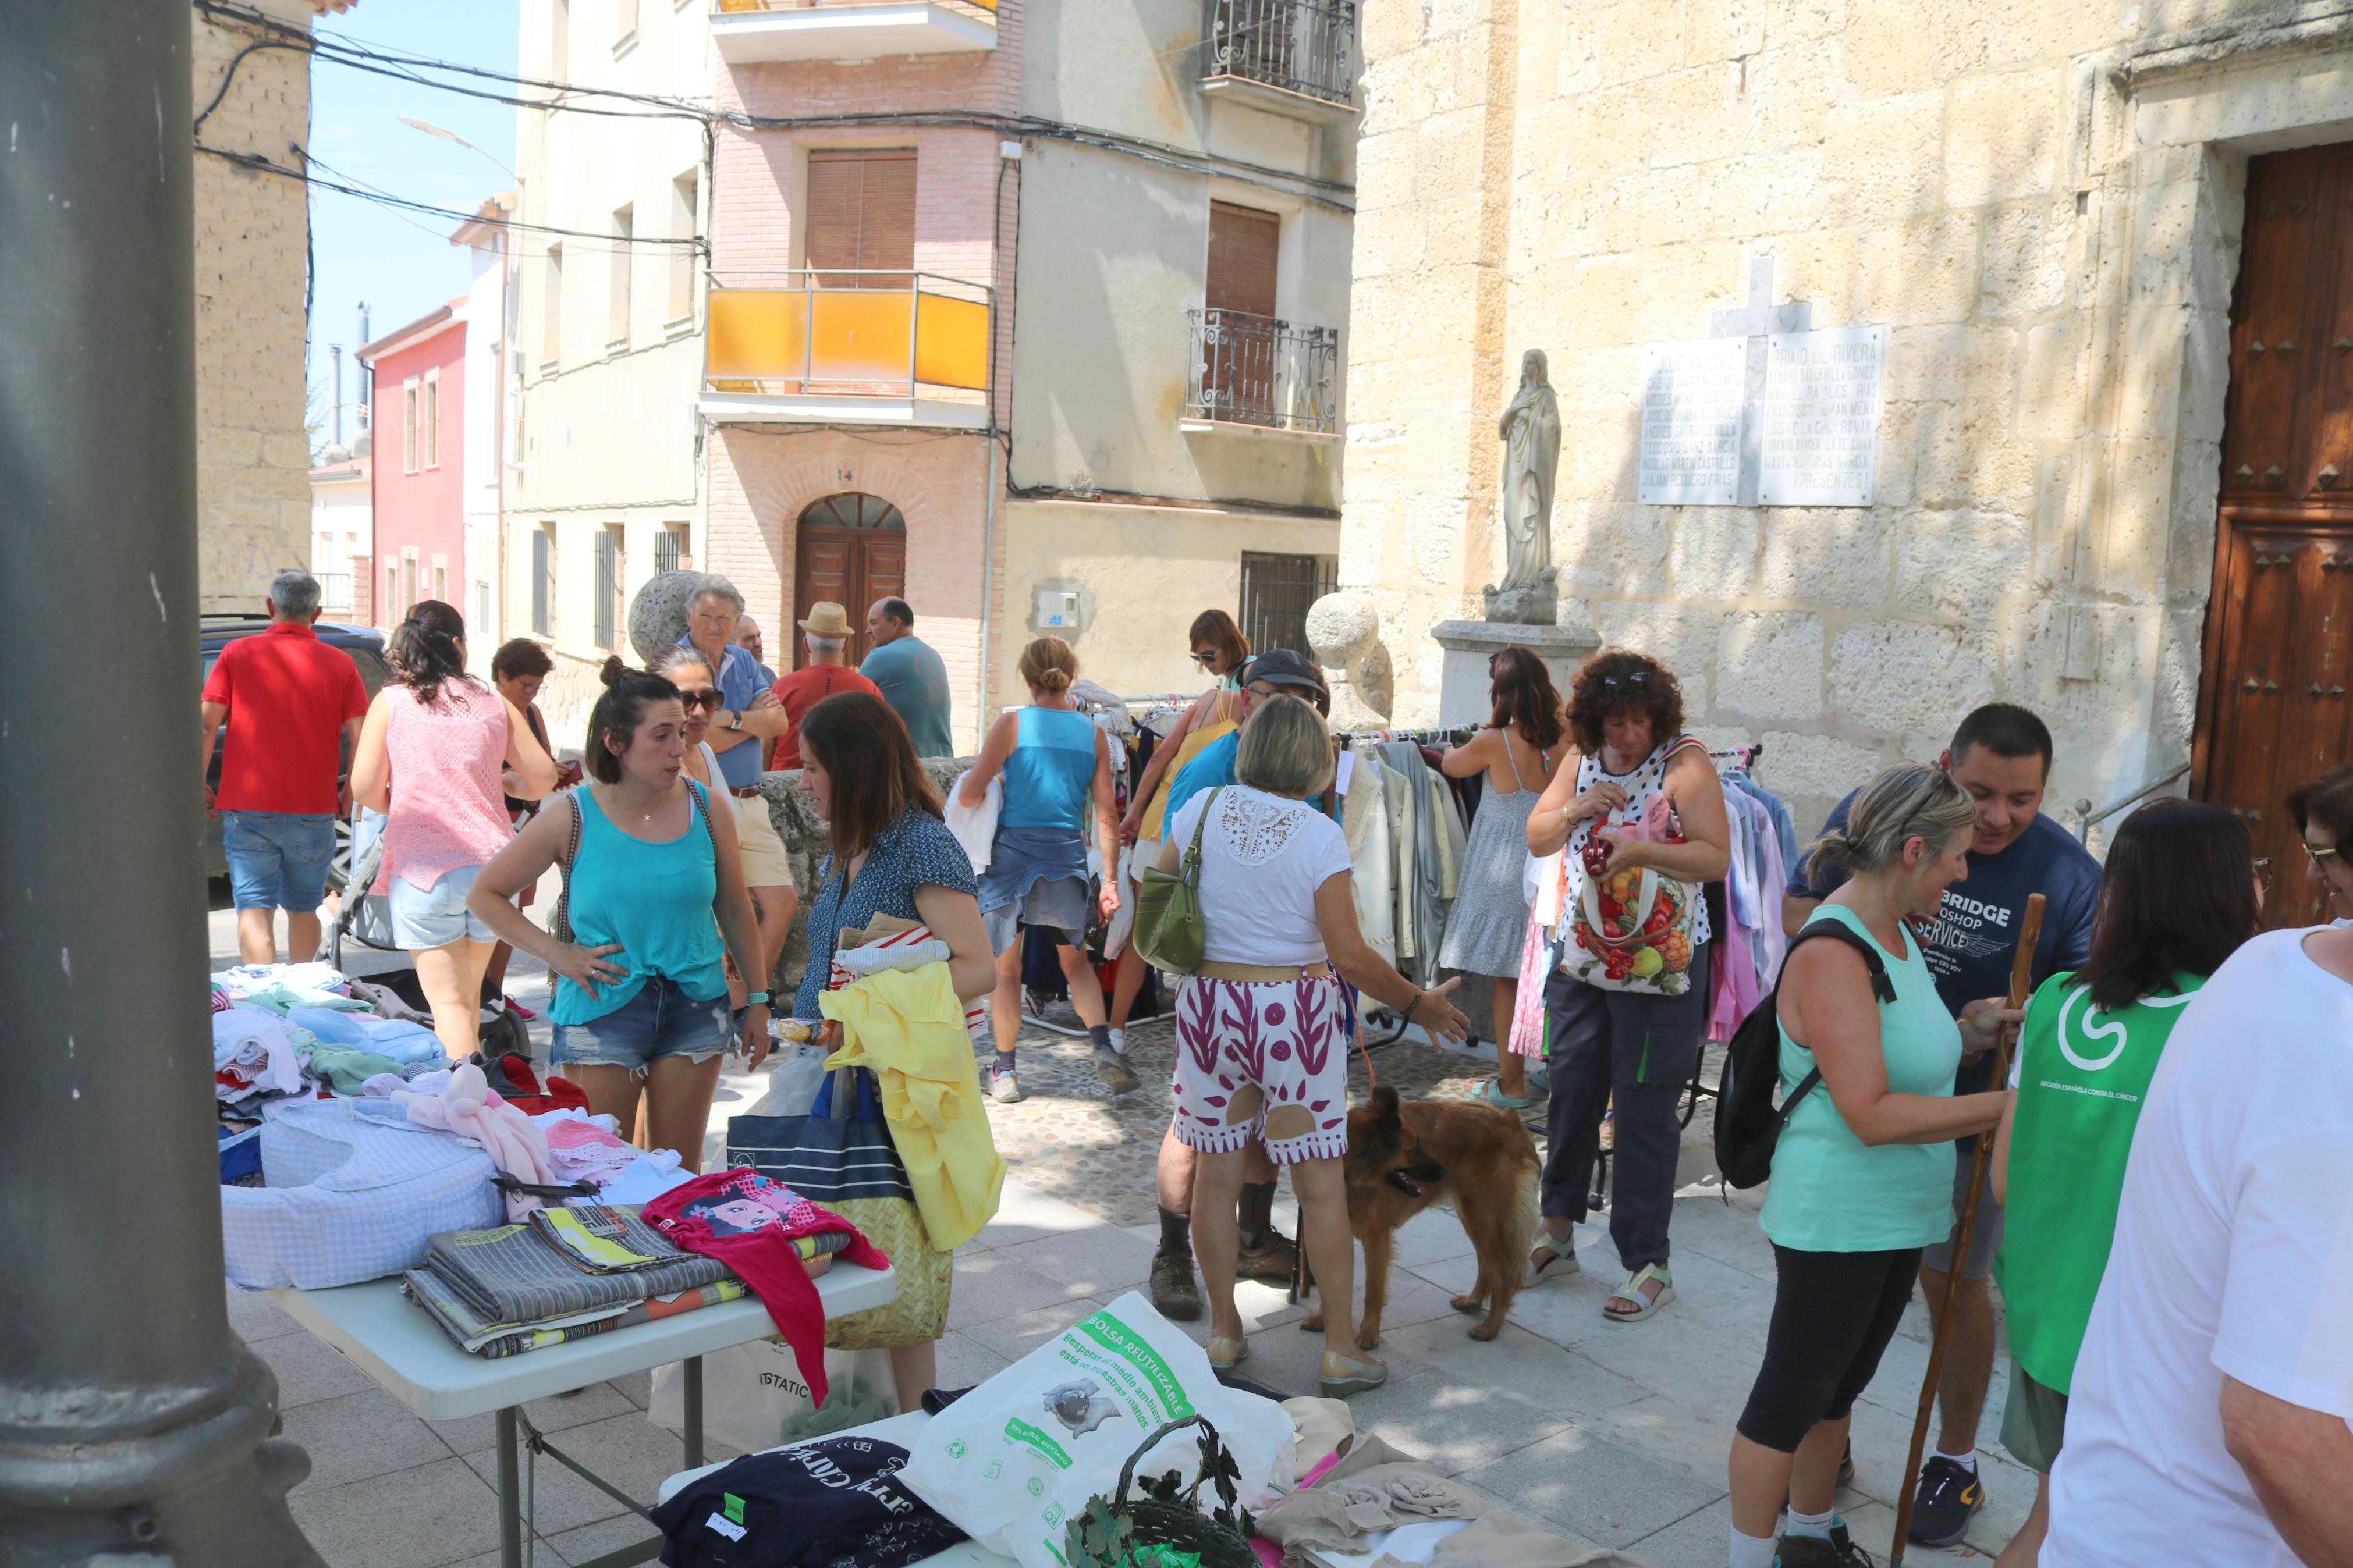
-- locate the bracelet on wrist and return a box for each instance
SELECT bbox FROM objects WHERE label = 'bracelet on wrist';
[1403,992,1422,1023]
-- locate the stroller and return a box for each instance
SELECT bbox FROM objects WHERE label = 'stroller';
[328,808,537,1075]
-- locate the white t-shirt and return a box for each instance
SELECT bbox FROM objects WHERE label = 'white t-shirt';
[2043,927,2353,1568]
[1166,785,1355,967]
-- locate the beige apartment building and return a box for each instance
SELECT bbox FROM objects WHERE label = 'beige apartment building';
[1330,0,2353,925]
[511,0,1362,748]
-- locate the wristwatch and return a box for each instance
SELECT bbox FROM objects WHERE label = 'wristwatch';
[744,991,770,1006]
[726,711,745,731]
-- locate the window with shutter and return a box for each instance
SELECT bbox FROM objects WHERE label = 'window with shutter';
[669,172,698,322]
[804,149,917,288]
[1206,201,1280,318]
[610,206,634,347]
[594,527,622,650]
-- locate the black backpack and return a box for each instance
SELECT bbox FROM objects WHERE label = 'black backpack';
[1713,920,1897,1189]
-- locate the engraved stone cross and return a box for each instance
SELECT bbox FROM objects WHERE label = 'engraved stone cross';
[1708,255,1814,506]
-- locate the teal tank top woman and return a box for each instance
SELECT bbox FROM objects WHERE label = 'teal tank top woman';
[998,706,1096,830]
[549,780,729,1026]
[1760,904,1965,1252]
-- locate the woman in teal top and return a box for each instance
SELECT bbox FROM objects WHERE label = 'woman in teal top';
[471,657,769,1171]
[957,637,1124,1102]
[1982,799,2257,1567]
[1722,764,2017,1568]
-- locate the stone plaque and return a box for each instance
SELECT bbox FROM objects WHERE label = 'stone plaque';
[1758,326,1886,507]
[1638,337,1747,505]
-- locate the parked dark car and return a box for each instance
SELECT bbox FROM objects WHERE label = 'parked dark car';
[202,614,391,887]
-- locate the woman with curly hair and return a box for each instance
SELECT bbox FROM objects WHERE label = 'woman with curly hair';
[351,601,559,1059]
[1524,648,1731,1322]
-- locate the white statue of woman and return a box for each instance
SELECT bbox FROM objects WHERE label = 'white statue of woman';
[1487,348,1560,623]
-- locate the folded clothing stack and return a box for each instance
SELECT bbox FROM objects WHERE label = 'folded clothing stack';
[403,1203,850,1359]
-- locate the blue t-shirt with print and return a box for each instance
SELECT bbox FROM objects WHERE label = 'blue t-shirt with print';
[860,635,955,758]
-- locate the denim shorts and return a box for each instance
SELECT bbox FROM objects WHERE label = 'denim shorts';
[223,811,338,913]
[551,975,736,1075]
[386,865,497,950]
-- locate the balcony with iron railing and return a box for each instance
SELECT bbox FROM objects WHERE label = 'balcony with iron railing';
[701,271,992,429]
[1183,308,1340,438]
[712,0,996,63]
[1199,0,1357,122]
[315,572,353,617]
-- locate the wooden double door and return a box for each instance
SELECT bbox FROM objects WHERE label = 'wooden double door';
[790,493,906,671]
[2195,144,2353,927]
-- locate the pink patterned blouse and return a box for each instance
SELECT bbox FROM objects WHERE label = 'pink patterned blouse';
[373,680,515,893]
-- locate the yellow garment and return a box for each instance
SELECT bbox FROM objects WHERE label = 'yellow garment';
[819,963,1006,1251]
[1140,692,1246,841]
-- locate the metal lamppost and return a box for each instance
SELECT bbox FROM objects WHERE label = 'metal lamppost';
[0,5,320,1562]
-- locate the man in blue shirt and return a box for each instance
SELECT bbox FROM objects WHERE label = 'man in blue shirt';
[1784,702,2102,1549]
[1165,649,1331,819]
[683,577,798,996]
[860,598,956,758]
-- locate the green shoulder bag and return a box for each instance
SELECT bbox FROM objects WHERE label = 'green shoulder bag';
[1132,787,1220,975]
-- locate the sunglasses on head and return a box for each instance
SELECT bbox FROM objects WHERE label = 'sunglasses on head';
[676,689,723,710]
[1596,670,1655,690]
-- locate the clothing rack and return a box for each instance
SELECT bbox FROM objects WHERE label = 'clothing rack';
[1709,741,1765,769]
[1339,726,1477,747]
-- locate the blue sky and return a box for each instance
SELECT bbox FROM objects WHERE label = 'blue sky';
[304,2,519,454]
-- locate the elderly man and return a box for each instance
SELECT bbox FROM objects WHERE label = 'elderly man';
[1146,651,1335,1321]
[682,576,798,996]
[860,596,955,758]
[200,569,371,964]
[734,614,777,687]
[766,602,882,771]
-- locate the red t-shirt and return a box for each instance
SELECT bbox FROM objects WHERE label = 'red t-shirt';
[201,623,370,814]
[767,664,883,770]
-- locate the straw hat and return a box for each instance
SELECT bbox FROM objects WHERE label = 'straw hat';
[798,602,854,637]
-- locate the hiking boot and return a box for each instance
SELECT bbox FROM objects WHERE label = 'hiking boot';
[1150,1249,1203,1321]
[988,1068,1025,1105]
[1907,1456,1983,1546]
[1235,1228,1299,1285]
[1094,1048,1140,1094]
[1776,1523,1872,1567]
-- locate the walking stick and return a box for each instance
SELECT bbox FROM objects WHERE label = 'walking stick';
[1889,891,2043,1565]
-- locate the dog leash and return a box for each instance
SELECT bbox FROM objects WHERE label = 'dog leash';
[1336,975,1376,1090]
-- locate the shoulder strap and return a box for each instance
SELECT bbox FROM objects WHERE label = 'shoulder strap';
[1181,786,1220,880]
[1503,729,1527,791]
[553,790,583,944]
[686,778,716,849]
[1789,917,1897,1004]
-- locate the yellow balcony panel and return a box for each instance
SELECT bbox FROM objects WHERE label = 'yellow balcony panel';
[913,291,989,392]
[705,289,808,383]
[712,0,995,63]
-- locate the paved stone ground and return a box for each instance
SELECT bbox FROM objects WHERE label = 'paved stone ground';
[211,902,2022,1566]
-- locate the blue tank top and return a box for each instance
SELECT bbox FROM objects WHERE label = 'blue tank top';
[998,706,1096,830]
[549,781,729,1026]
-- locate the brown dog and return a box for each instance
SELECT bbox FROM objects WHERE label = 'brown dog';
[1299,1085,1541,1349]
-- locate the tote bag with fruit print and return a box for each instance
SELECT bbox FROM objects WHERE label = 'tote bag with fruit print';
[1566,792,1702,996]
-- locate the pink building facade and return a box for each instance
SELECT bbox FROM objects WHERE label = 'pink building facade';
[360,302,468,627]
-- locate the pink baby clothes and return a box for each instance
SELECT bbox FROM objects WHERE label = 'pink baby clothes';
[544,1117,644,1183]
[394,1061,558,1220]
[374,681,514,894]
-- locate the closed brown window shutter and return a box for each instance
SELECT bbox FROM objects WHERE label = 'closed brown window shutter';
[806,148,917,286]
[1206,201,1279,318]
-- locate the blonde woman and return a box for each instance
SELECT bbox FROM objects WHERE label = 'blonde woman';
[957,638,1124,1103]
[1722,763,2017,1568]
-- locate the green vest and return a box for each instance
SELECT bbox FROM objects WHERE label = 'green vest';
[1993,970,2203,1393]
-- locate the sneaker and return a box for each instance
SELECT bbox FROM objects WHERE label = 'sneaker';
[501,994,538,1021]
[988,1069,1025,1105]
[1150,1249,1203,1321]
[1094,1048,1141,1094]
[1235,1229,1298,1285]
[1907,1456,1983,1547]
[1775,1524,1872,1566]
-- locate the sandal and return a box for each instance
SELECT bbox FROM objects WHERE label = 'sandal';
[1319,1349,1388,1398]
[1527,1233,1580,1286]
[1207,1336,1250,1371]
[1472,1077,1534,1111]
[1603,1263,1675,1322]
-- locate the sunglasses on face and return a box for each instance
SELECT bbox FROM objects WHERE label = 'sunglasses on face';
[677,689,723,710]
[2254,856,2274,894]
[1191,650,1219,666]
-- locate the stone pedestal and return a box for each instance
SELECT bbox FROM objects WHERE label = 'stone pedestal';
[1431,620,1599,728]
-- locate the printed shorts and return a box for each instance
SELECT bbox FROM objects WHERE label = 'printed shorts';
[1170,970,1350,1164]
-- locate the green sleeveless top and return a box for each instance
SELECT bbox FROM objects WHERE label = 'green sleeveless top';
[1760,904,1965,1253]
[1993,969,2202,1394]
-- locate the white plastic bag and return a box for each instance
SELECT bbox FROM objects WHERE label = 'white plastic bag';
[898,1291,1294,1568]
[646,1341,897,1454]
[743,1042,828,1119]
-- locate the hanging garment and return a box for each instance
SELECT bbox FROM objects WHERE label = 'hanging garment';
[942,770,1000,877]
[817,963,1007,1251]
[1342,755,1396,965]
[1382,742,1446,982]
[1428,767,1467,902]
[1507,913,1550,1058]
[1382,747,1419,966]
[644,1169,891,1409]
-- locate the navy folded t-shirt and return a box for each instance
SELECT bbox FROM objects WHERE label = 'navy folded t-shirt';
[651,1434,966,1568]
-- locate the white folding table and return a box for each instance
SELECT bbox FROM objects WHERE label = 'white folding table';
[272,1261,896,1568]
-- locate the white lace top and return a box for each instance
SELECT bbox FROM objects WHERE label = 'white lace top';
[1166,785,1358,966]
